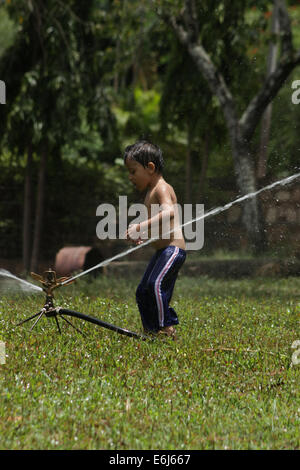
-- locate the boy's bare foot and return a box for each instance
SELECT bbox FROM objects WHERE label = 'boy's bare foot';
[158,326,177,340]
[143,326,177,340]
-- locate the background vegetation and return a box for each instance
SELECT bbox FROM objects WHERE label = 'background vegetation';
[0,0,299,269]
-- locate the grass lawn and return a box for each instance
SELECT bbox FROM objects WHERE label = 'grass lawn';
[0,274,299,450]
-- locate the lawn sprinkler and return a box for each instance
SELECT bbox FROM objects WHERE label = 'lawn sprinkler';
[16,269,147,340]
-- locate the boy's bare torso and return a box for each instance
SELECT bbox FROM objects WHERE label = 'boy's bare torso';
[144,179,186,251]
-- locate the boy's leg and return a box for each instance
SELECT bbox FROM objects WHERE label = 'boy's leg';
[136,251,160,332]
[146,246,186,332]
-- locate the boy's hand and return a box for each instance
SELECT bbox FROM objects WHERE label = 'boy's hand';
[126,224,143,245]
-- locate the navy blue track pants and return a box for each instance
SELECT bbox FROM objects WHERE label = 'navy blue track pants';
[136,246,186,332]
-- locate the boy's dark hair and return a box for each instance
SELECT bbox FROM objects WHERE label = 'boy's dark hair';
[124,140,164,173]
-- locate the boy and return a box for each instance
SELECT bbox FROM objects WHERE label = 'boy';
[124,140,186,339]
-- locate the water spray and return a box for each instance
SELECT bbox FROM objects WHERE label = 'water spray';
[0,269,43,294]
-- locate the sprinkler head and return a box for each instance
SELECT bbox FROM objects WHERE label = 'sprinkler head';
[31,269,74,298]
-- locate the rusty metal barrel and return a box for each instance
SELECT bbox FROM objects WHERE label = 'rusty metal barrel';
[55,246,104,278]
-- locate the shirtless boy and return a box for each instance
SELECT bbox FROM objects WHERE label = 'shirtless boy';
[124,140,186,338]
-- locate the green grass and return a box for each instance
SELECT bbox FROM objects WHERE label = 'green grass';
[0,275,299,450]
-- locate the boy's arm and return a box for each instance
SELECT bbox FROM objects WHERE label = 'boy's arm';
[140,185,174,234]
[126,185,175,243]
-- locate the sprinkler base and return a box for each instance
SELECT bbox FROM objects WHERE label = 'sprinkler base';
[16,269,148,341]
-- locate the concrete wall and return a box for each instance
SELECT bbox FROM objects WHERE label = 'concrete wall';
[205,183,300,253]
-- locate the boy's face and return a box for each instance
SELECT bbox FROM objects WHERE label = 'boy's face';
[125,158,154,192]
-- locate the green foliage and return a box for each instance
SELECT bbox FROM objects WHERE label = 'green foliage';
[0,4,16,58]
[0,0,119,158]
[113,87,161,146]
[0,276,299,449]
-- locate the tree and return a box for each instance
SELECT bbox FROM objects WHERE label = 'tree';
[155,0,300,251]
[257,1,280,181]
[0,0,119,271]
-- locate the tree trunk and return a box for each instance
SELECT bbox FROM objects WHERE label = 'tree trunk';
[30,147,47,273]
[185,148,192,203]
[113,36,120,93]
[257,2,279,181]
[185,127,192,203]
[22,144,33,273]
[196,132,210,203]
[231,132,266,252]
